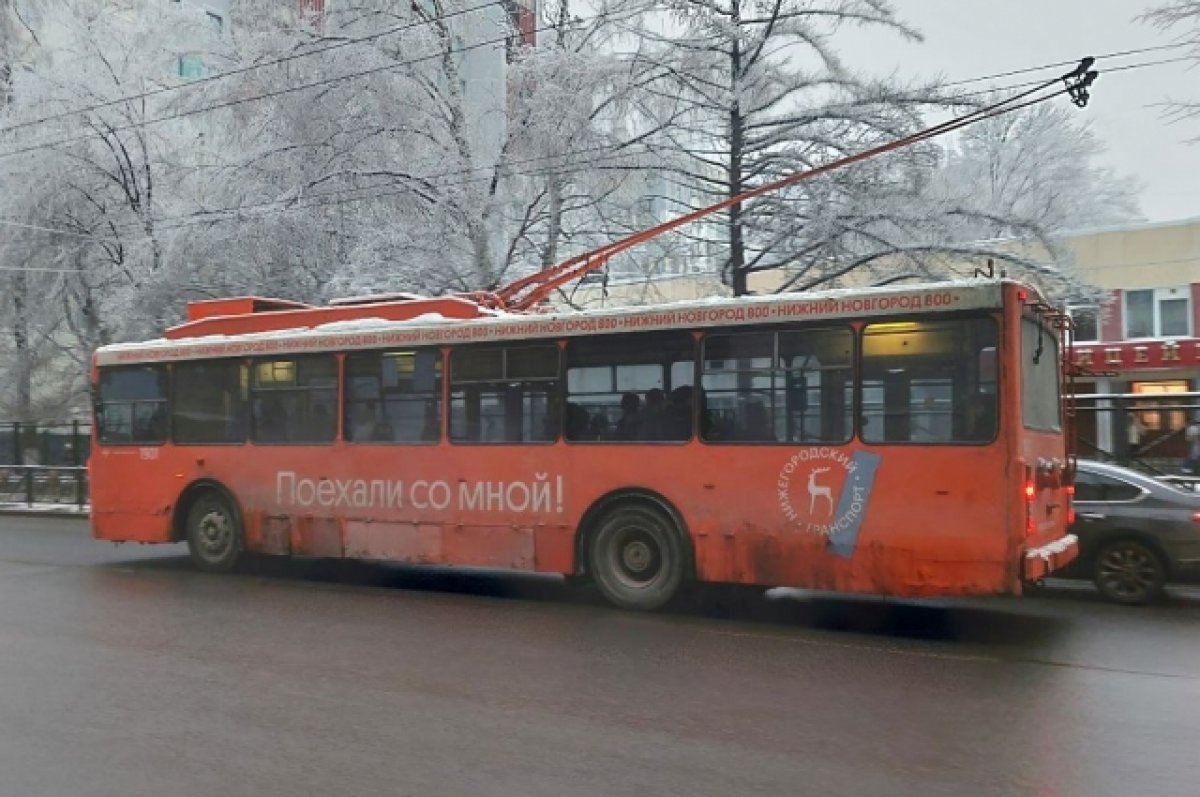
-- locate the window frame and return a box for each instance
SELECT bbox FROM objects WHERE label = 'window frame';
[1073,469,1148,504]
[248,354,340,446]
[1124,287,1192,339]
[1067,304,1099,343]
[344,347,444,445]
[563,330,698,445]
[169,358,249,446]
[448,343,561,445]
[858,313,1002,447]
[699,324,855,446]
[1020,314,1061,434]
[94,365,170,446]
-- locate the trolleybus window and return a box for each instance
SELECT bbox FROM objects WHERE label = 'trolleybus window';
[96,366,168,444]
[250,355,338,444]
[450,345,559,443]
[701,327,853,443]
[564,332,695,442]
[345,349,442,443]
[171,360,248,444]
[1022,316,1062,431]
[861,318,998,444]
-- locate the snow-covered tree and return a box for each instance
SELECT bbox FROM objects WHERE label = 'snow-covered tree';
[1141,2,1200,128]
[624,0,959,295]
[929,102,1141,237]
[0,0,224,413]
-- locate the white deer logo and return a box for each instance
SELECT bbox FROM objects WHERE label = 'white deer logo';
[807,467,834,516]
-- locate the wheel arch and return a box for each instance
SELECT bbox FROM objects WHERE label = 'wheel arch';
[172,479,244,543]
[573,488,694,578]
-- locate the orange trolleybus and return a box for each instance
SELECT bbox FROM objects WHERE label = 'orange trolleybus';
[89,278,1079,609]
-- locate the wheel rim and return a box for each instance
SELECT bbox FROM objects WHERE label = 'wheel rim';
[610,527,663,589]
[195,507,234,562]
[1097,545,1158,601]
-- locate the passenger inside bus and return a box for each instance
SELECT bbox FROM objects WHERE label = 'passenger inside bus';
[350,401,381,441]
[613,392,641,440]
[665,386,693,440]
[565,402,590,440]
[740,401,773,441]
[588,412,609,440]
[639,388,666,441]
[255,397,288,442]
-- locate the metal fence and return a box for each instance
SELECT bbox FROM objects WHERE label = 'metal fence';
[0,422,89,509]
[1072,392,1200,480]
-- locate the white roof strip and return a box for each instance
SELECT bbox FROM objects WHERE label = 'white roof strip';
[95,279,1007,366]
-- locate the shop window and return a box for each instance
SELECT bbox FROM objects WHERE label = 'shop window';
[1131,380,1190,433]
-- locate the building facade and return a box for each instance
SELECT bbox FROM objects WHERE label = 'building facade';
[1063,217,1200,466]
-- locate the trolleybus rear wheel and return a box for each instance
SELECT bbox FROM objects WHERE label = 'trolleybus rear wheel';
[589,503,686,611]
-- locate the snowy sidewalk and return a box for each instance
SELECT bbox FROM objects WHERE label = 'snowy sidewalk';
[0,502,89,518]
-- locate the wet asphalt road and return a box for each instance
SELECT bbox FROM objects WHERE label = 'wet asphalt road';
[1,516,1198,797]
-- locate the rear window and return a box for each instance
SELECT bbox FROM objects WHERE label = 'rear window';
[1021,316,1061,431]
[1074,470,1143,502]
[860,317,997,444]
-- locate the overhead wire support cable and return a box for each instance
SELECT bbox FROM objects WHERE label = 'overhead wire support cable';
[486,58,1101,312]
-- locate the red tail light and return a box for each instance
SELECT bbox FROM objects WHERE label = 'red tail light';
[1024,472,1036,536]
[1066,484,1076,525]
[1191,512,1200,524]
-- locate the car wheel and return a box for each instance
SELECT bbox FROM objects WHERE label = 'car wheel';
[186,492,242,573]
[1092,539,1166,605]
[588,503,687,611]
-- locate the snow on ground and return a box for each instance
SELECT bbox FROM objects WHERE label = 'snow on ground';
[0,503,88,515]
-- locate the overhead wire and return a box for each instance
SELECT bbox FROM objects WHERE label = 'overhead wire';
[938,41,1190,88]
[147,55,1179,238]
[493,59,1099,307]
[0,28,1188,161]
[1,49,1187,245]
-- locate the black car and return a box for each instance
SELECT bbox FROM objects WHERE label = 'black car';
[1069,460,1200,604]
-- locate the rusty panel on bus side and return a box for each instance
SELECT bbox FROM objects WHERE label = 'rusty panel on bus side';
[344,521,442,563]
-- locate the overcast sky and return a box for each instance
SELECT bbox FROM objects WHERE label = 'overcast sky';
[841,0,1198,224]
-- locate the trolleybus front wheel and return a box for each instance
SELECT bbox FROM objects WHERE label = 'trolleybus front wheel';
[186,492,242,573]
[588,503,687,611]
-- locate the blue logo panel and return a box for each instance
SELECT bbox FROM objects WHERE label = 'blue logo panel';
[826,450,882,559]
